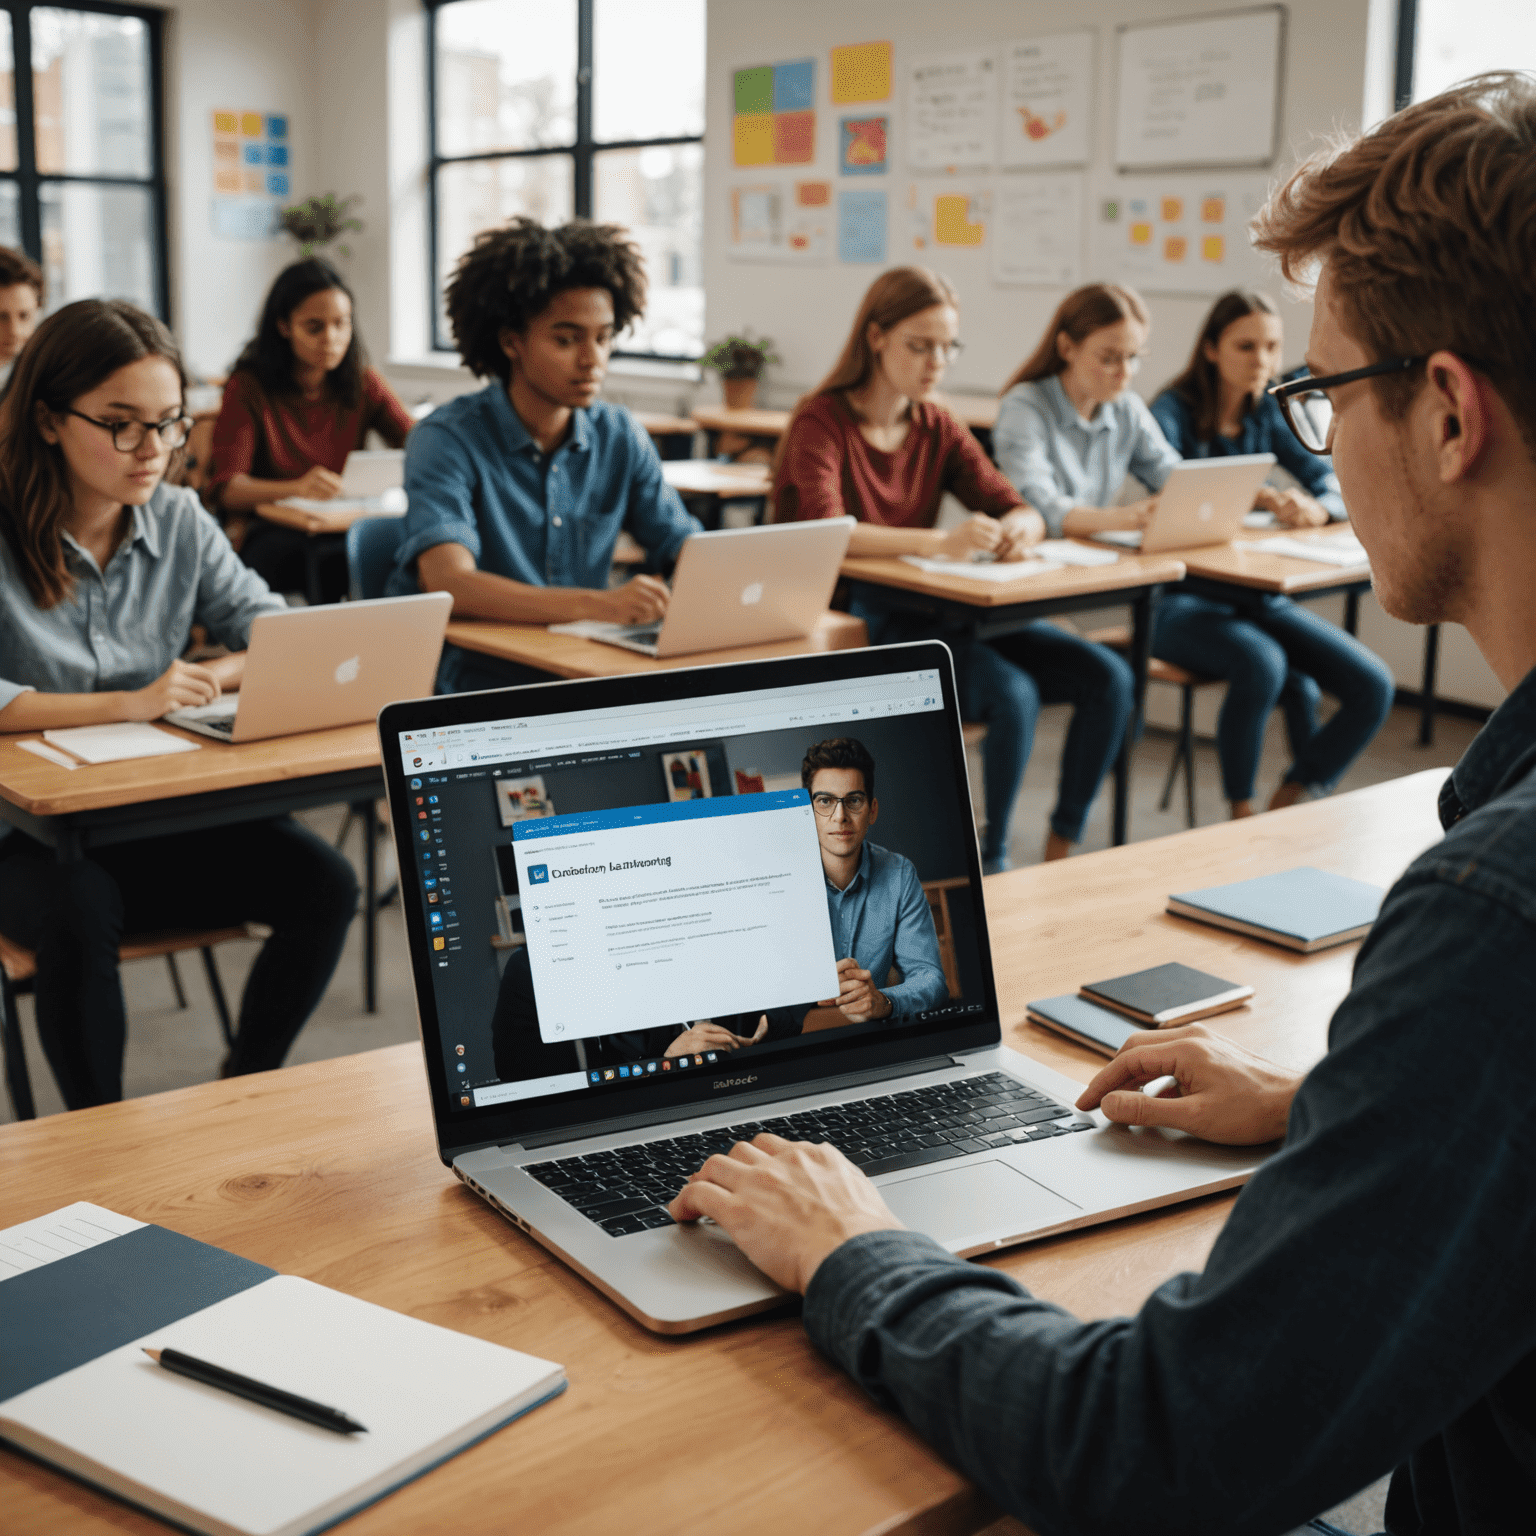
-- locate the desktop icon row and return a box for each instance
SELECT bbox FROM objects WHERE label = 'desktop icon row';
[589,1052,719,1086]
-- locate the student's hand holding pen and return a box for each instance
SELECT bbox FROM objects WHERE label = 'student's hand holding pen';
[588,574,670,625]
[935,514,1003,563]
[666,1016,769,1056]
[125,659,222,720]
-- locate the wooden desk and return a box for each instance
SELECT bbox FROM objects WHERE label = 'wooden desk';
[444,610,867,680]
[254,502,405,606]
[0,724,386,1012]
[840,552,1189,846]
[690,398,999,454]
[661,459,772,528]
[0,771,1447,1536]
[632,411,700,460]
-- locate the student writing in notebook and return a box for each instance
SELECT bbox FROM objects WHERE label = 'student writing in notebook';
[1148,290,1394,817]
[0,246,42,393]
[0,300,358,1109]
[674,73,1536,1536]
[205,258,413,602]
[773,267,1133,868]
[385,217,702,694]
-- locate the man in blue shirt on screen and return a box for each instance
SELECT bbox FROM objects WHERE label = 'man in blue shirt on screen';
[386,217,701,693]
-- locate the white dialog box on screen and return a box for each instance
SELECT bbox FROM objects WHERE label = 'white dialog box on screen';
[512,790,838,1043]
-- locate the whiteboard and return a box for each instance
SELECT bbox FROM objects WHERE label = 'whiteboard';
[1115,7,1283,170]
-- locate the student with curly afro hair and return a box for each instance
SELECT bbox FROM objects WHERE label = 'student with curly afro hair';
[386,218,701,692]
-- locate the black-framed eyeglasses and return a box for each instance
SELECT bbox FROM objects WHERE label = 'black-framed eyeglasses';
[1267,358,1424,455]
[810,791,871,818]
[67,410,193,453]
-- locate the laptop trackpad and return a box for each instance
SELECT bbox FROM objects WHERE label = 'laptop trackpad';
[881,1160,1080,1251]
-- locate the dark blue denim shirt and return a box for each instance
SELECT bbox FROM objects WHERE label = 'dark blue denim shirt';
[803,663,1536,1536]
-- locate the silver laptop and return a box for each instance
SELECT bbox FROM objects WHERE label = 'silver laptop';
[565,518,855,658]
[169,592,451,742]
[1096,453,1277,553]
[380,645,1265,1333]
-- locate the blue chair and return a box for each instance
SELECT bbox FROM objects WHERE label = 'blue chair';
[346,516,406,601]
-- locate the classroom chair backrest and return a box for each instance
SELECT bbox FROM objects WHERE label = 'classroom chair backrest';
[347,516,405,601]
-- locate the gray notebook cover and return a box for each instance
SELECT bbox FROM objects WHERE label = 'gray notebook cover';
[1171,866,1384,944]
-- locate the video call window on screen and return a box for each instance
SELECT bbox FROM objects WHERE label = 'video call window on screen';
[397,670,990,1115]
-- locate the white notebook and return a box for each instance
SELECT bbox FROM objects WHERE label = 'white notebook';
[0,1204,565,1536]
[43,722,201,763]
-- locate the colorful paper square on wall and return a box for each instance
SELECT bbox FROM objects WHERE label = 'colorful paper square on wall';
[838,189,887,263]
[840,116,888,175]
[796,180,832,207]
[732,60,818,166]
[772,59,815,112]
[934,194,986,247]
[733,113,775,166]
[774,110,815,163]
[831,41,892,104]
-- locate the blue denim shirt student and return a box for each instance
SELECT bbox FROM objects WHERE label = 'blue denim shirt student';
[386,383,701,693]
[825,840,948,1017]
[803,662,1536,1535]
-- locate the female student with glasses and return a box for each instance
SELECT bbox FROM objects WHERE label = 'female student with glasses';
[1145,289,1394,817]
[773,266,1134,869]
[0,299,358,1110]
[206,258,414,602]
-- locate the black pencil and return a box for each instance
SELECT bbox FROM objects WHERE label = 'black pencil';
[143,1348,368,1434]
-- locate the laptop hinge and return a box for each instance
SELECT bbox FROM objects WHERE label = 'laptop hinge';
[509,1054,963,1152]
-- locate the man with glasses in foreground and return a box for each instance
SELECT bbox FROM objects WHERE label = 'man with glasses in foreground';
[671,74,1536,1535]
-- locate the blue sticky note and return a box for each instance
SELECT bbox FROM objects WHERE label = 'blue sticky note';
[242,143,263,165]
[838,189,887,264]
[266,114,288,139]
[267,172,289,196]
[773,58,814,113]
[265,144,288,166]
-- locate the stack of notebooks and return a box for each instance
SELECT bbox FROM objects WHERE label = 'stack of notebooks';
[0,1203,565,1536]
[1028,962,1254,1056]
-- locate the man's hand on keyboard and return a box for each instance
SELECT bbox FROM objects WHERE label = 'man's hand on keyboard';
[669,1134,904,1293]
[1075,1023,1301,1145]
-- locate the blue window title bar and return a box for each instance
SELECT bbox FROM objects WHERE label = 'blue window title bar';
[512,788,809,841]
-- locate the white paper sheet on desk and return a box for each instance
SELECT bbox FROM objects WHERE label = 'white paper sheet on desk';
[42,723,201,764]
[1033,540,1121,567]
[276,487,407,515]
[1247,534,1369,567]
[900,556,1065,581]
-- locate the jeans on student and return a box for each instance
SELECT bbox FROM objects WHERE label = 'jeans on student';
[0,818,358,1110]
[1152,584,1395,804]
[852,590,1134,858]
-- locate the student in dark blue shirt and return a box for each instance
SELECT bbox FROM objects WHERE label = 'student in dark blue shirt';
[667,74,1536,1536]
[1148,290,1393,819]
[385,218,701,693]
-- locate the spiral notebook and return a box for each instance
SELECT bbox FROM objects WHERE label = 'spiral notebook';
[0,1203,565,1536]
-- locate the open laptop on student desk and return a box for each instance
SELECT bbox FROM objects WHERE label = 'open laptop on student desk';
[168,592,451,742]
[1095,453,1277,553]
[275,448,408,518]
[549,517,855,658]
[379,643,1265,1333]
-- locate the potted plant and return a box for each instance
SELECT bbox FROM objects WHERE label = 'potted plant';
[280,193,364,259]
[699,330,779,410]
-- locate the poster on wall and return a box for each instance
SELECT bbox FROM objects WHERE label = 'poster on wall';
[726,181,830,263]
[830,40,893,104]
[838,188,888,264]
[839,114,889,175]
[1114,8,1283,170]
[210,109,288,240]
[1093,173,1276,296]
[732,59,817,167]
[998,32,1094,169]
[992,174,1084,287]
[907,48,998,172]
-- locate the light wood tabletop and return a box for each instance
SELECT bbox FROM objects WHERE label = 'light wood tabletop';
[689,396,1000,438]
[660,459,772,498]
[1175,527,1371,594]
[0,770,1447,1536]
[254,501,405,537]
[632,410,700,439]
[444,611,868,679]
[0,723,380,820]
[839,551,1187,609]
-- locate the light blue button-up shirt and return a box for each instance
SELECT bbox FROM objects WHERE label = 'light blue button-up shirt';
[993,374,1182,537]
[386,384,701,690]
[0,483,284,713]
[825,840,949,1017]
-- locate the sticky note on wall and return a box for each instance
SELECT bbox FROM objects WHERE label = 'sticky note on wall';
[934,194,985,247]
[1163,236,1188,262]
[733,113,775,166]
[774,110,815,164]
[1161,197,1184,222]
[797,180,832,207]
[1202,234,1226,262]
[734,67,774,114]
[831,41,892,103]
[1130,222,1153,247]
[773,59,815,112]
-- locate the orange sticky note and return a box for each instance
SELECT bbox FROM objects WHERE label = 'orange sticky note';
[774,110,815,164]
[214,169,242,194]
[213,111,239,135]
[244,169,265,193]
[831,41,893,104]
[797,180,832,207]
[1130,222,1153,247]
[240,112,264,136]
[934,194,985,247]
[1161,197,1184,223]
[1202,234,1226,262]
[1164,236,1188,262]
[214,139,239,162]
[1202,197,1225,223]
[733,113,775,166]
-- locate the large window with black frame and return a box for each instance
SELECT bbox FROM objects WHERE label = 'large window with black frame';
[427,0,705,360]
[0,1,167,318]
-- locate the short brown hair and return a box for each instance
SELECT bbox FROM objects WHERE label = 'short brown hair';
[1002,283,1150,394]
[1252,71,1536,451]
[801,737,875,800]
[0,246,43,302]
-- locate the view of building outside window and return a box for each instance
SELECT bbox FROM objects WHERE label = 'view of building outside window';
[1413,0,1536,98]
[433,0,704,359]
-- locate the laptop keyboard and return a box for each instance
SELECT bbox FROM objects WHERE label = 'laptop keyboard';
[523,1072,1092,1237]
[195,715,236,737]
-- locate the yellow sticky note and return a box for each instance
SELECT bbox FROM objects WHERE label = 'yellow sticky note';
[1202,197,1225,223]
[831,41,893,104]
[240,112,264,136]
[934,194,985,247]
[1161,197,1184,223]
[1130,222,1153,247]
[213,111,239,135]
[1202,234,1226,262]
[733,113,775,166]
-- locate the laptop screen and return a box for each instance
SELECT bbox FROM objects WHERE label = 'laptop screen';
[384,644,999,1150]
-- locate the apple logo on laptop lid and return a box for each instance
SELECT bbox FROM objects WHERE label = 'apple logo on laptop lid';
[740,582,764,606]
[335,655,361,685]
[1197,502,1214,522]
